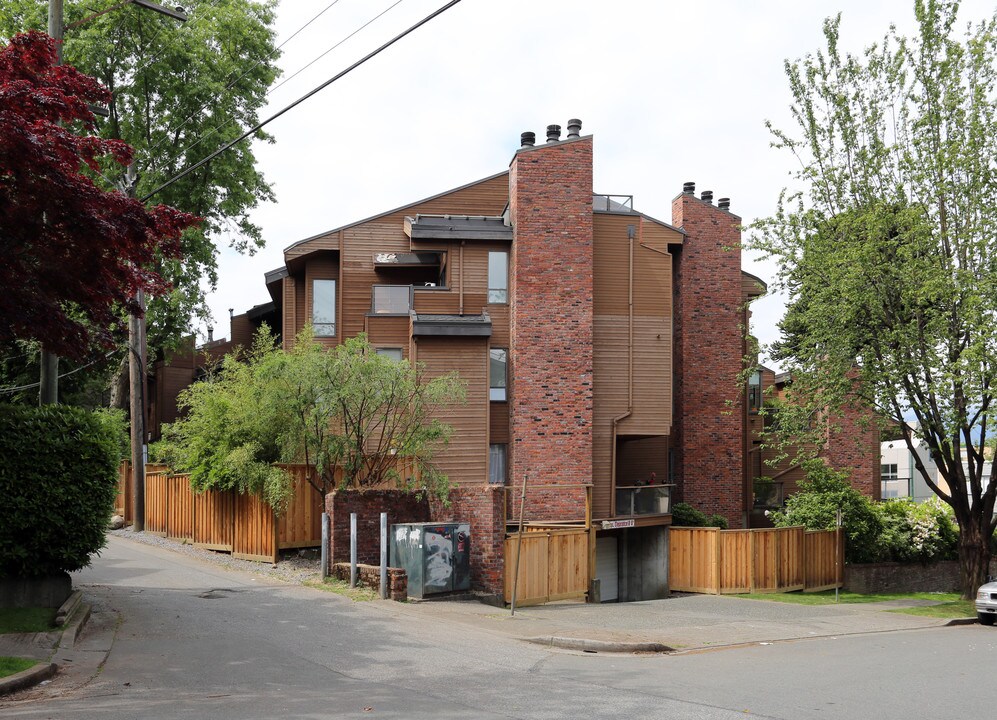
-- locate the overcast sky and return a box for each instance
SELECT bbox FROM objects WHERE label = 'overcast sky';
[204,0,992,370]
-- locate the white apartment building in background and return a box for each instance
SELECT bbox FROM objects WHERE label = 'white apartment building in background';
[881,435,993,507]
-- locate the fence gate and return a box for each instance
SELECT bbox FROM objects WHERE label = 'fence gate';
[504,527,589,606]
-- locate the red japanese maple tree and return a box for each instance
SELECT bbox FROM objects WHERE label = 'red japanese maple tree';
[0,31,197,360]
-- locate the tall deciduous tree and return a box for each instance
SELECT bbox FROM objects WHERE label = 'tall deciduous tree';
[0,31,196,358]
[0,1,280,398]
[752,0,997,597]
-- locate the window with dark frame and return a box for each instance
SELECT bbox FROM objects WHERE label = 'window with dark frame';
[375,347,404,362]
[489,348,507,401]
[312,279,336,336]
[489,444,507,484]
[488,251,508,304]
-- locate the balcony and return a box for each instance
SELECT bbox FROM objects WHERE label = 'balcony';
[615,484,672,517]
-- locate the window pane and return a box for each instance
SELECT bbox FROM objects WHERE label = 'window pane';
[372,285,411,314]
[490,348,507,401]
[312,279,336,336]
[489,444,507,484]
[488,251,508,304]
[376,348,404,362]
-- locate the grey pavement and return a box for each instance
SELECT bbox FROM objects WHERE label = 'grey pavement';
[378,589,958,652]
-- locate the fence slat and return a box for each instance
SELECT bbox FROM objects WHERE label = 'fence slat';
[670,526,840,594]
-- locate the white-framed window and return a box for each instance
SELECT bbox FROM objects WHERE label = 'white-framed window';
[312,279,336,336]
[375,347,404,362]
[488,251,509,304]
[489,444,507,484]
[490,348,507,401]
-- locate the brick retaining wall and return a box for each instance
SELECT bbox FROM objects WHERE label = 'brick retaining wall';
[845,559,997,594]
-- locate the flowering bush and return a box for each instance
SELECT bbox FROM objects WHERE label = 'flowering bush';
[878,497,958,563]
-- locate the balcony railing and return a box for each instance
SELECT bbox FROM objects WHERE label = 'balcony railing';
[880,477,911,499]
[615,484,672,517]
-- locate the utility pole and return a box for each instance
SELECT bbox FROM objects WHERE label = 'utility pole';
[125,163,147,531]
[44,0,186,528]
[40,0,64,406]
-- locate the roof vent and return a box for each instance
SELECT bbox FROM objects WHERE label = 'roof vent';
[718,197,730,211]
[701,190,713,204]
[566,118,582,138]
[546,124,561,143]
[683,181,695,195]
[521,131,536,147]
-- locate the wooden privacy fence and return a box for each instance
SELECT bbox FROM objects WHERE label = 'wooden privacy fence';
[115,462,168,524]
[141,464,323,563]
[669,526,842,594]
[504,526,590,606]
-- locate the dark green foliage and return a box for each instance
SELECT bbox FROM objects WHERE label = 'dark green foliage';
[671,503,728,529]
[0,404,119,577]
[769,461,883,564]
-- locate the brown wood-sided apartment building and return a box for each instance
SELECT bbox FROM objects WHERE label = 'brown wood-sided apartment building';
[148,119,879,603]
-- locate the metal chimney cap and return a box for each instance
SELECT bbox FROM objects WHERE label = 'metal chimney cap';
[521,131,536,147]
[566,118,582,138]
[701,190,714,204]
[546,124,562,143]
[682,181,695,195]
[718,197,731,210]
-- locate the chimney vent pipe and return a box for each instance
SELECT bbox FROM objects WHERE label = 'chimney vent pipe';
[718,197,731,210]
[566,118,582,138]
[546,124,561,143]
[207,325,213,343]
[683,181,695,195]
[520,131,535,147]
[701,190,714,204]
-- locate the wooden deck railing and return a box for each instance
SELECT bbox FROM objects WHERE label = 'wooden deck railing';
[669,526,843,594]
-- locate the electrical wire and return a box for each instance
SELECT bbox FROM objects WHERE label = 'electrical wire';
[141,0,463,202]
[0,351,116,394]
[146,0,348,158]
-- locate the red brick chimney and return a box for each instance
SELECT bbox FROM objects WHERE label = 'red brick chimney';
[508,123,594,507]
[672,184,747,528]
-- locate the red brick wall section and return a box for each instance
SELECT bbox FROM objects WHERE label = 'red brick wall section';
[327,487,507,598]
[672,189,746,528]
[326,490,429,567]
[429,485,505,597]
[330,563,408,601]
[508,134,594,526]
[824,398,881,500]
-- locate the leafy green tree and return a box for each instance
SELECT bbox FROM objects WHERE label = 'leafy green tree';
[751,0,997,597]
[770,461,883,564]
[160,328,466,507]
[0,1,280,401]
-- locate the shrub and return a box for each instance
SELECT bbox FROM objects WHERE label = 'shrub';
[878,497,958,563]
[671,503,728,529]
[769,459,883,563]
[0,404,120,578]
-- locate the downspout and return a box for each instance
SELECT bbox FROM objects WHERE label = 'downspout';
[610,224,636,517]
[459,240,465,316]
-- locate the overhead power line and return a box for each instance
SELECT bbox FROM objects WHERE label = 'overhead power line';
[146,0,349,159]
[141,0,464,203]
[161,0,407,169]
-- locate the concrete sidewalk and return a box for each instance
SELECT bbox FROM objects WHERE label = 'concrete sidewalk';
[373,591,962,652]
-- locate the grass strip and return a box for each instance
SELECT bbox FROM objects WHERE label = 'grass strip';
[303,577,380,601]
[0,607,57,634]
[732,591,962,606]
[0,656,37,678]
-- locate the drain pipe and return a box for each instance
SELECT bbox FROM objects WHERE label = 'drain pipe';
[609,225,636,516]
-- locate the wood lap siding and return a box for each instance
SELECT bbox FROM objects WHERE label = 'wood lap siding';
[416,338,488,485]
[591,214,677,518]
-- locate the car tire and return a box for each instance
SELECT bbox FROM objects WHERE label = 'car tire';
[979,612,996,626]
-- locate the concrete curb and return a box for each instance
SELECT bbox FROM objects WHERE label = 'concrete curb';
[944,617,979,626]
[0,662,57,696]
[526,636,674,654]
[55,589,83,626]
[57,602,92,651]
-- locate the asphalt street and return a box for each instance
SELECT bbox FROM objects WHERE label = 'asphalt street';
[2,536,995,719]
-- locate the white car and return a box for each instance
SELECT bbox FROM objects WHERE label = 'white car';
[977,581,997,626]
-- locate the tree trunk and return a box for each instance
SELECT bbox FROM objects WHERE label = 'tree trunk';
[108,355,130,411]
[957,515,993,599]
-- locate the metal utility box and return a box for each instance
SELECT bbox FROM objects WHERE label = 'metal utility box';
[390,522,471,599]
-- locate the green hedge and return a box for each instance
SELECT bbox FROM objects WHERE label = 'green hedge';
[0,404,121,578]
